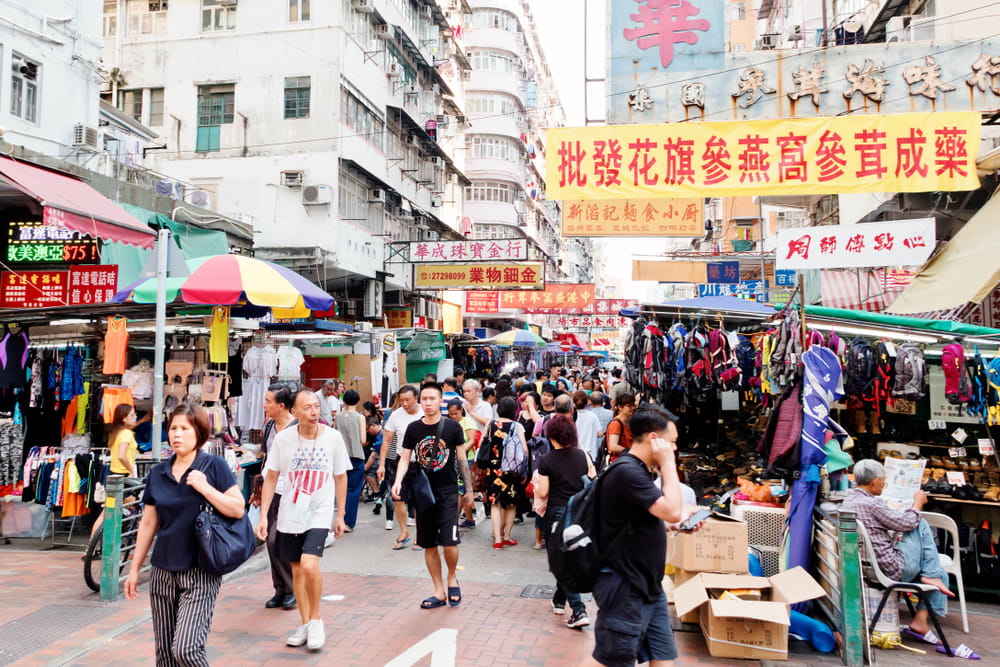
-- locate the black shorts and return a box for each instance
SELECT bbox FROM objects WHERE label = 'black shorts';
[275,529,328,562]
[592,570,677,667]
[415,492,460,549]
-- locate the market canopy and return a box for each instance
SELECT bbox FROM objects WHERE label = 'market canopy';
[637,296,776,323]
[888,191,1000,315]
[804,305,1000,338]
[0,156,155,248]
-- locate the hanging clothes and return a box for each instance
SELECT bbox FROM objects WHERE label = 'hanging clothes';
[103,316,128,375]
[209,307,230,363]
[76,382,90,434]
[228,341,243,398]
[61,346,84,397]
[276,345,304,381]
[28,356,43,407]
[0,325,29,389]
[0,420,24,497]
[238,345,277,431]
[102,386,134,423]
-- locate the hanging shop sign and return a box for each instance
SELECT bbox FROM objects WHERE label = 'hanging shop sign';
[520,297,638,316]
[699,280,769,301]
[465,291,500,314]
[706,261,740,284]
[499,284,596,311]
[413,262,544,290]
[1,270,68,308]
[552,314,631,330]
[5,221,100,264]
[69,265,118,305]
[385,309,413,328]
[608,38,1000,124]
[546,112,980,200]
[777,219,936,271]
[775,269,797,287]
[408,239,528,262]
[561,198,703,236]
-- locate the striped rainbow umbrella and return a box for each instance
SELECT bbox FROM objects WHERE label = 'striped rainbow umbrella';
[112,254,334,316]
[491,329,547,347]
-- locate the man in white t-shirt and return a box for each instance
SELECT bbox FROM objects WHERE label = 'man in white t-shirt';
[462,379,494,436]
[318,380,342,425]
[377,385,424,545]
[258,389,350,652]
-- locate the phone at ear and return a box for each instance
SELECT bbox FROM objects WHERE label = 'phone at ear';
[679,508,712,532]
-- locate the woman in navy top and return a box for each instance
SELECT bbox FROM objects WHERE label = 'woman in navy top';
[125,404,244,667]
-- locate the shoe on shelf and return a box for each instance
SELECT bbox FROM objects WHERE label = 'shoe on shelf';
[286,624,309,647]
[551,601,565,615]
[566,611,590,629]
[265,593,284,609]
[282,594,297,610]
[307,619,326,651]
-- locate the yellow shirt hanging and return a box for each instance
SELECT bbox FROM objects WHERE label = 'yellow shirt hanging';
[209,306,230,363]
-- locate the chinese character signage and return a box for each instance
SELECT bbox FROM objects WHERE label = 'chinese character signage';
[466,291,500,313]
[500,284,596,311]
[385,309,413,328]
[609,0,725,101]
[777,219,936,271]
[607,39,1000,124]
[408,239,527,263]
[1,270,69,308]
[706,261,740,284]
[547,112,980,200]
[699,281,769,301]
[68,265,118,305]
[552,314,631,330]
[414,262,544,290]
[5,221,100,264]
[562,198,703,236]
[775,269,797,287]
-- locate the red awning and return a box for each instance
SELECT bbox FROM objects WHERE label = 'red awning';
[0,157,155,248]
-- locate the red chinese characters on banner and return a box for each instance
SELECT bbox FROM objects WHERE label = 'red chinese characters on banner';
[68,265,118,305]
[523,298,638,316]
[466,291,500,313]
[385,309,413,328]
[555,315,631,330]
[500,284,596,311]
[776,219,935,271]
[1,270,68,308]
[562,198,703,237]
[409,240,528,263]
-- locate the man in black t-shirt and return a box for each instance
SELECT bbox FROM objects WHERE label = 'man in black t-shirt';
[586,407,687,667]
[392,382,473,610]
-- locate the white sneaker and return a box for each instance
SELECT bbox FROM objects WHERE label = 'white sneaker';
[407,517,416,526]
[286,624,309,647]
[307,619,325,650]
[324,533,336,548]
[385,519,394,531]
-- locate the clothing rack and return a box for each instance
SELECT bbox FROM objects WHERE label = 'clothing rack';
[21,445,103,549]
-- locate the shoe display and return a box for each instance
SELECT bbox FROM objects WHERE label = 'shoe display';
[286,624,309,647]
[307,619,326,650]
[566,611,590,628]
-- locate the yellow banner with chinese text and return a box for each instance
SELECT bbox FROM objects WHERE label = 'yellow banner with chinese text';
[562,198,703,236]
[546,112,980,200]
[414,263,544,290]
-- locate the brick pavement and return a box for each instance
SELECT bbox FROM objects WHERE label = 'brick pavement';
[1,549,999,666]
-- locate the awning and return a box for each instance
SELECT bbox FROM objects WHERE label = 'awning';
[0,156,155,248]
[820,269,909,312]
[805,305,1000,338]
[888,190,1000,315]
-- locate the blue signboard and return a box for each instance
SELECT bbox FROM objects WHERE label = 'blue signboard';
[525,81,537,108]
[699,280,769,301]
[706,261,740,284]
[775,270,797,287]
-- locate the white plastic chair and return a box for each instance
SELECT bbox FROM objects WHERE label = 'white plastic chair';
[922,511,969,633]
[855,518,954,657]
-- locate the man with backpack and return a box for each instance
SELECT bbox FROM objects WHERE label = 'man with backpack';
[585,406,684,667]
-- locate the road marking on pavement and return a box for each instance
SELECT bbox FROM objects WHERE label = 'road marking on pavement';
[322,595,345,601]
[385,628,457,667]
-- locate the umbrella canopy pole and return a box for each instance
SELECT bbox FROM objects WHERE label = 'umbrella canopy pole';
[151,228,169,460]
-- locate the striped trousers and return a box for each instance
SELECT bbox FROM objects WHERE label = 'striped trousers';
[149,566,223,667]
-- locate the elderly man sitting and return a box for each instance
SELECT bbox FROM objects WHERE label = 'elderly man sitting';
[842,459,962,648]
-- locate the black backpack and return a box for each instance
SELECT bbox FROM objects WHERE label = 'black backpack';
[844,338,876,398]
[547,457,635,594]
[892,343,926,401]
[735,337,758,391]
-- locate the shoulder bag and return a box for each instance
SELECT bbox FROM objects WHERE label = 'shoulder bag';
[192,456,256,576]
[410,420,445,514]
[475,420,495,467]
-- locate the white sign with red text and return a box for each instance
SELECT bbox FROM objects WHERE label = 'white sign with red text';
[777,219,935,271]
[408,239,527,263]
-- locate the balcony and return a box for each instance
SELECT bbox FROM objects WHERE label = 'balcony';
[464,156,526,185]
[465,26,525,60]
[468,70,524,104]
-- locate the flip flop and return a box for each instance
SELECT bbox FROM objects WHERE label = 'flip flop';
[392,537,410,550]
[448,585,461,606]
[937,643,980,660]
[412,545,424,551]
[902,627,939,645]
[420,596,446,609]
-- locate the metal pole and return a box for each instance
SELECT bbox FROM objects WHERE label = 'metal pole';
[100,475,125,601]
[837,510,866,666]
[151,228,169,459]
[798,274,808,351]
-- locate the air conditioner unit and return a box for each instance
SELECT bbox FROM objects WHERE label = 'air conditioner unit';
[219,0,237,7]
[281,169,305,188]
[389,62,401,75]
[448,173,458,184]
[886,16,907,42]
[301,184,333,205]
[354,321,373,332]
[432,156,445,168]
[421,5,432,18]
[435,114,448,125]
[377,24,394,38]
[363,279,384,319]
[406,84,418,95]
[414,299,426,317]
[461,70,471,81]
[431,195,442,207]
[351,0,374,13]
[758,33,779,49]
[73,123,99,149]
[409,135,420,146]
[787,24,802,41]
[428,302,441,320]
[368,188,386,203]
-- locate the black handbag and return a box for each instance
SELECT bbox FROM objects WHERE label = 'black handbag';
[410,420,445,513]
[192,461,255,576]
[475,420,495,467]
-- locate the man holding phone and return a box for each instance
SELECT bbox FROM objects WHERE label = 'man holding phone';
[584,406,690,667]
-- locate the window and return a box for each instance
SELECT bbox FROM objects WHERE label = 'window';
[469,49,521,74]
[734,2,747,20]
[289,0,310,22]
[201,0,236,32]
[10,54,39,123]
[464,181,516,204]
[466,94,519,115]
[127,0,168,35]
[149,88,164,125]
[470,135,521,162]
[471,9,518,33]
[118,89,143,122]
[103,1,117,37]
[338,166,382,234]
[340,87,385,149]
[196,84,234,152]
[284,77,310,119]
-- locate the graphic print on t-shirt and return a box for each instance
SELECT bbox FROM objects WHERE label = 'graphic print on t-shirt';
[288,443,331,494]
[414,435,450,472]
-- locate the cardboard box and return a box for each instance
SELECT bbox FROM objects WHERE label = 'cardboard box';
[666,514,749,573]
[673,567,827,661]
[668,569,702,624]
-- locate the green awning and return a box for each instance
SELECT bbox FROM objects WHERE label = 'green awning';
[118,203,228,257]
[804,305,1000,337]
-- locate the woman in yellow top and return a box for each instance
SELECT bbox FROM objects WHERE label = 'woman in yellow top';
[91,404,144,537]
